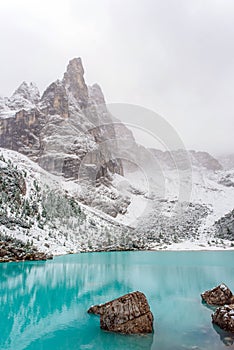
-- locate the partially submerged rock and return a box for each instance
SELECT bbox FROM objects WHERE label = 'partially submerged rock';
[201,284,234,306]
[212,304,234,332]
[88,291,154,334]
[213,320,234,346]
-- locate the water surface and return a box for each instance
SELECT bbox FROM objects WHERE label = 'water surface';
[1,251,234,350]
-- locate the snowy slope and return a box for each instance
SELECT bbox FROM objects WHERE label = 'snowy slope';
[113,165,234,250]
[1,147,234,253]
[0,148,136,255]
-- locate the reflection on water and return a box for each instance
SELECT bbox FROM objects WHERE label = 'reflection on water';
[0,251,234,350]
[213,324,234,347]
[201,300,217,312]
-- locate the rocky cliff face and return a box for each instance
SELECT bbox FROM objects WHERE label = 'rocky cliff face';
[0,58,127,182]
[63,57,88,108]
[150,149,222,171]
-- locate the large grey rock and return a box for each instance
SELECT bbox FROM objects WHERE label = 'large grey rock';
[88,291,154,334]
[201,284,234,306]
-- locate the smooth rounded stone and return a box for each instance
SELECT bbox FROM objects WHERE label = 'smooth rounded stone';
[88,291,154,334]
[212,304,234,332]
[201,284,234,306]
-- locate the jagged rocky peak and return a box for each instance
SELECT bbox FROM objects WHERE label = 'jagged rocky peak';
[63,57,88,108]
[0,82,40,115]
[11,81,40,104]
[0,57,133,187]
[88,83,106,106]
[41,80,69,119]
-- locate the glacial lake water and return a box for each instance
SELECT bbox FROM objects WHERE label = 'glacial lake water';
[1,251,234,350]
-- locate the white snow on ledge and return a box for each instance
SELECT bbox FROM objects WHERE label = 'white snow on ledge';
[150,240,234,251]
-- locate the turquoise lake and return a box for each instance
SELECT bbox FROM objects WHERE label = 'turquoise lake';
[1,251,234,350]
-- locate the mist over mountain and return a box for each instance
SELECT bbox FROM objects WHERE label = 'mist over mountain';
[218,154,234,170]
[0,58,234,256]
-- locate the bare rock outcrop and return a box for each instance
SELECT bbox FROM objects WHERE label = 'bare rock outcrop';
[63,57,89,108]
[87,291,154,334]
[0,58,129,182]
[41,80,69,119]
[201,284,234,306]
[0,234,53,263]
[0,58,137,217]
[212,304,234,332]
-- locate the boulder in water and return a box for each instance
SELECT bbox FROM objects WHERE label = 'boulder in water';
[88,291,154,334]
[212,304,234,332]
[201,284,234,306]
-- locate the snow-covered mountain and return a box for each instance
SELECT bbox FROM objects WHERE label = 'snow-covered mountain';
[1,145,234,254]
[0,82,39,116]
[0,57,234,255]
[0,58,132,181]
[0,148,140,255]
[218,154,234,170]
[113,154,234,250]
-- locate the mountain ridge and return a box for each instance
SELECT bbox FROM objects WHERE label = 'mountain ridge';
[0,57,134,183]
[0,58,234,254]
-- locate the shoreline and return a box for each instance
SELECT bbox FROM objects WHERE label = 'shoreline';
[54,245,234,256]
[0,247,234,265]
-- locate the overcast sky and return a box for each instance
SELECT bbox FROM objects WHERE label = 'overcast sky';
[0,0,233,155]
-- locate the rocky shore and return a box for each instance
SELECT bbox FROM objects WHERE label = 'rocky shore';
[0,234,53,262]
